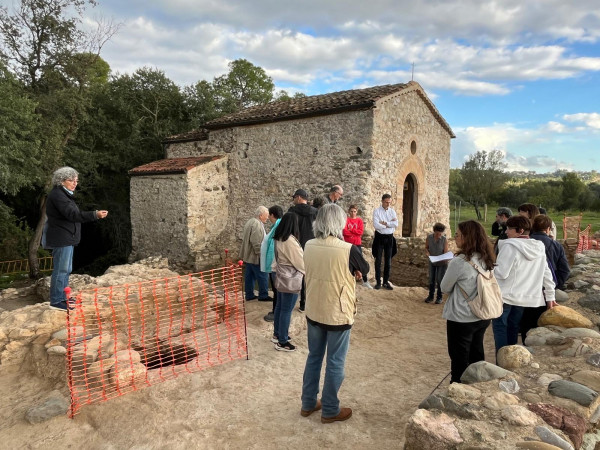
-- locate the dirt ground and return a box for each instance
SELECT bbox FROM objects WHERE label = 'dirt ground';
[0,285,498,449]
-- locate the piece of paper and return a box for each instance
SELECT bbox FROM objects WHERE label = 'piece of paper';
[429,251,454,263]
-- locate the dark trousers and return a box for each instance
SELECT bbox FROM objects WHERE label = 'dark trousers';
[428,262,447,300]
[446,319,490,383]
[269,272,278,313]
[520,305,546,344]
[299,276,306,310]
[374,233,394,284]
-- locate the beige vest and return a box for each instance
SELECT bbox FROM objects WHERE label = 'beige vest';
[304,236,357,326]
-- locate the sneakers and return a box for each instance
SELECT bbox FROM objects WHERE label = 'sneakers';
[245,295,258,301]
[258,296,274,302]
[264,312,274,322]
[435,298,443,304]
[321,407,353,423]
[424,297,434,303]
[362,281,373,289]
[49,301,75,312]
[271,335,292,344]
[374,283,381,290]
[383,282,393,290]
[301,399,322,417]
[274,341,296,352]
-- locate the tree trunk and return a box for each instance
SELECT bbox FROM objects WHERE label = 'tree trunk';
[474,203,482,220]
[28,195,47,279]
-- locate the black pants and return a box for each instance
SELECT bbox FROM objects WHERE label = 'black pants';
[520,305,546,344]
[446,319,490,383]
[374,233,394,284]
[269,272,278,313]
[299,276,306,310]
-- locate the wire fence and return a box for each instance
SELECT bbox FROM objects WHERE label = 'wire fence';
[65,262,248,417]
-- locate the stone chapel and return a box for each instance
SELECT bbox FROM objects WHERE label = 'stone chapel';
[129,81,454,269]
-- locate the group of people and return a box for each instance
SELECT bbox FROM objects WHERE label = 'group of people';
[240,186,401,423]
[439,203,570,383]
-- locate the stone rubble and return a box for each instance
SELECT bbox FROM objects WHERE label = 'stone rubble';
[405,249,600,449]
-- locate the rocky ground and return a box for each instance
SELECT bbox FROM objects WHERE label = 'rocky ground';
[0,252,599,449]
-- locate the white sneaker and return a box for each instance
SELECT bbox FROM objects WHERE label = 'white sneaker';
[362,281,374,289]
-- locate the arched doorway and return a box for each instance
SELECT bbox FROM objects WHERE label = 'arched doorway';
[402,174,417,237]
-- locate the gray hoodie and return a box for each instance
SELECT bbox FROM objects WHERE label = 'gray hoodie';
[495,238,555,307]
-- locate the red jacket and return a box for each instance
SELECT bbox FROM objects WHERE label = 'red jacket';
[343,217,364,246]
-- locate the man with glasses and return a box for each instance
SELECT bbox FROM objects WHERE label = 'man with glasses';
[324,185,343,205]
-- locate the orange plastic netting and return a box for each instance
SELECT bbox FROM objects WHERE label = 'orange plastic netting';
[65,262,247,417]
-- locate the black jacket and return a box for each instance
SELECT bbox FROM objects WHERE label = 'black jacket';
[530,232,570,290]
[45,186,97,247]
[288,203,318,248]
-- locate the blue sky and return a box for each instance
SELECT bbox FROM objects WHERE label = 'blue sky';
[9,0,600,173]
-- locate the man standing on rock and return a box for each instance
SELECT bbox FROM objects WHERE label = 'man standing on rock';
[45,167,108,312]
[240,206,271,301]
[288,189,318,311]
[372,194,397,290]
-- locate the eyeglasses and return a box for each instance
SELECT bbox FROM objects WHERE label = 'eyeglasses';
[66,179,78,184]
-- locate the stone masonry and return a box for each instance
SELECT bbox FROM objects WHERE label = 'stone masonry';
[130,82,454,270]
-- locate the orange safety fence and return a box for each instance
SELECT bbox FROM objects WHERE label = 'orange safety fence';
[65,261,248,417]
[578,224,599,252]
[0,256,53,275]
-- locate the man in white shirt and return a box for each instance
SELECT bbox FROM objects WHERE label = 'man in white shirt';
[372,194,397,290]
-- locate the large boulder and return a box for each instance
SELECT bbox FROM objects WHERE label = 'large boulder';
[538,305,593,329]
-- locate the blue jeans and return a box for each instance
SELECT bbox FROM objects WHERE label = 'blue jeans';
[243,262,269,300]
[273,292,298,344]
[428,262,447,300]
[492,303,524,353]
[50,246,74,306]
[301,321,351,418]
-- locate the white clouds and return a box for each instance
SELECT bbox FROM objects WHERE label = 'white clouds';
[451,121,597,172]
[563,113,600,129]
[89,0,600,95]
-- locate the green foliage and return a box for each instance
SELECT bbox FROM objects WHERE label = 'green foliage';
[455,150,509,219]
[212,59,275,113]
[0,64,41,195]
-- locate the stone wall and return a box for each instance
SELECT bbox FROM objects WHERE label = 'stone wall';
[372,90,451,237]
[187,157,229,269]
[130,157,230,269]
[130,174,190,265]
[163,92,452,268]
[166,110,376,259]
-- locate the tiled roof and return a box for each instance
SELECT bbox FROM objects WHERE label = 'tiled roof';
[203,83,411,129]
[129,156,224,176]
[163,129,209,143]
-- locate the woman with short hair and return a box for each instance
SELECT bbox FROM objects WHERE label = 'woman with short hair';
[441,220,495,383]
[45,167,108,311]
[342,204,372,288]
[300,204,369,423]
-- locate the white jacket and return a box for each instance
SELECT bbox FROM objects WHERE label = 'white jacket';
[495,238,555,307]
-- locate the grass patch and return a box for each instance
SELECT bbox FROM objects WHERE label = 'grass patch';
[450,204,600,237]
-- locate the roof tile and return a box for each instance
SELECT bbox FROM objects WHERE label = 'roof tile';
[129,156,224,176]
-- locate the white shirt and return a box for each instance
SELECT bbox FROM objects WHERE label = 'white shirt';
[373,206,397,235]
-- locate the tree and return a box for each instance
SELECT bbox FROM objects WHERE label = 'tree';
[0,0,117,277]
[456,150,509,219]
[212,59,275,113]
[561,172,586,211]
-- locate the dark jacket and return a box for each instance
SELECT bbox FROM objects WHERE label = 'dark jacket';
[530,231,570,290]
[45,186,98,247]
[288,203,318,248]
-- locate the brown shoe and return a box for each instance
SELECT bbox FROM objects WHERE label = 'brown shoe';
[321,407,352,423]
[300,399,322,417]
